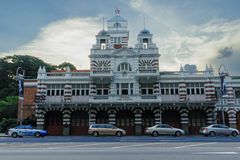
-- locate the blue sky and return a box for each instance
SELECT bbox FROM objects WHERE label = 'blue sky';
[1,0,240,75]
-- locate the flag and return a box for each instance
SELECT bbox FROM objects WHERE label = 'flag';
[220,73,227,96]
[115,8,120,15]
[18,79,24,99]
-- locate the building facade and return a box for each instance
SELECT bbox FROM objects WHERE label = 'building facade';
[22,10,240,135]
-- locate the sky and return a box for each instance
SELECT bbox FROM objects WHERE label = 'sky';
[1,0,240,75]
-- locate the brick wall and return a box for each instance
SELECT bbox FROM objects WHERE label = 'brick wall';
[17,80,37,121]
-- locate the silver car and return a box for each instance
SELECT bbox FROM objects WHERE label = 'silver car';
[200,124,239,137]
[145,124,185,137]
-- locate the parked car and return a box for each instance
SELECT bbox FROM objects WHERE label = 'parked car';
[88,124,126,137]
[200,124,239,137]
[145,124,185,137]
[8,125,48,138]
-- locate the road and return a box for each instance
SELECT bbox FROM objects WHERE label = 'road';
[0,136,240,160]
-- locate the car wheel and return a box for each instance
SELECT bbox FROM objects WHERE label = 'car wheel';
[93,131,99,137]
[11,132,18,138]
[34,132,41,138]
[175,131,181,137]
[209,131,215,137]
[232,131,238,137]
[116,131,122,137]
[152,131,158,137]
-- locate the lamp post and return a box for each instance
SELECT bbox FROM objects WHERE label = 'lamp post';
[218,64,228,125]
[16,67,25,125]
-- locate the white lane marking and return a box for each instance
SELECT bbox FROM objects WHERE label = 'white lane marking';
[197,152,238,155]
[47,143,115,149]
[174,142,217,149]
[111,142,165,149]
[130,143,162,147]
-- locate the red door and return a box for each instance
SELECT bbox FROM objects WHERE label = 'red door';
[45,111,63,135]
[189,110,206,135]
[116,110,135,135]
[70,111,89,135]
[162,110,181,128]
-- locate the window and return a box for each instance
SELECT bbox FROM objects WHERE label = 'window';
[100,39,106,50]
[140,83,153,95]
[118,63,132,71]
[96,83,109,95]
[160,83,179,95]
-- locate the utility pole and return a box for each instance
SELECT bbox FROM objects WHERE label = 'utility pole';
[16,67,25,125]
[218,64,228,125]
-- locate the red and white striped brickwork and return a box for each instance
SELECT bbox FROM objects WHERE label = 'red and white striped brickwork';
[226,84,235,104]
[204,80,216,102]
[179,82,187,102]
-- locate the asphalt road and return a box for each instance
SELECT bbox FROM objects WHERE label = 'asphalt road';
[0,136,240,160]
[0,141,240,160]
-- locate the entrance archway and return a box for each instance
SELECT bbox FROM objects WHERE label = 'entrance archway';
[70,110,89,135]
[216,111,229,126]
[44,111,63,135]
[96,110,109,124]
[116,110,135,135]
[162,109,181,128]
[189,109,206,134]
[142,110,155,134]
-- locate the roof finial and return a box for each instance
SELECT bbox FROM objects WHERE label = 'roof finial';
[115,7,120,15]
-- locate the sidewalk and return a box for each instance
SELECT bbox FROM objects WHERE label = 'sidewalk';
[0,133,9,137]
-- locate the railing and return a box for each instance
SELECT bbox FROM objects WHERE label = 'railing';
[90,95,161,103]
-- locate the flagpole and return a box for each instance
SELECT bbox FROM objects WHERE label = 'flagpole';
[16,67,25,125]
[218,64,227,125]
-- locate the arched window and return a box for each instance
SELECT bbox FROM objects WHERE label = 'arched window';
[118,63,132,71]
[114,22,121,28]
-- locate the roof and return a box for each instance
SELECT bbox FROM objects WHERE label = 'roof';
[108,15,126,22]
[138,28,151,36]
[97,30,109,36]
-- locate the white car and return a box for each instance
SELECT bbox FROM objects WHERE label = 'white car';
[8,125,48,138]
[145,124,185,137]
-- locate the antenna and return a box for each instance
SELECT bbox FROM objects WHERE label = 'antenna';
[102,17,105,30]
[144,15,146,29]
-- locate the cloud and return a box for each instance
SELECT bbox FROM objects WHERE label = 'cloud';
[0,17,101,69]
[217,47,234,59]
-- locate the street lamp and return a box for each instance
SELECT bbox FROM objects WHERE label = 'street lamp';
[16,67,25,125]
[218,64,228,125]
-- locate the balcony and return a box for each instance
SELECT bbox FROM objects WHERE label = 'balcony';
[136,69,159,83]
[89,95,161,104]
[90,70,113,83]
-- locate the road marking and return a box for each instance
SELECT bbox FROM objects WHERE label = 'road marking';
[130,143,162,147]
[197,152,238,155]
[47,143,115,149]
[111,142,165,149]
[174,142,217,149]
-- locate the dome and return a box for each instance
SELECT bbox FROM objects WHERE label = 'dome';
[108,15,127,22]
[97,30,109,36]
[139,29,151,35]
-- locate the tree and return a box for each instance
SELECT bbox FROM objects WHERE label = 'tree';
[0,55,57,99]
[57,62,76,70]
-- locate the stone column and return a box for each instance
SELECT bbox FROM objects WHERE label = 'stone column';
[108,109,116,125]
[62,109,71,136]
[89,108,96,124]
[228,109,237,128]
[154,108,161,125]
[134,109,142,135]
[180,108,189,134]
[36,108,45,130]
